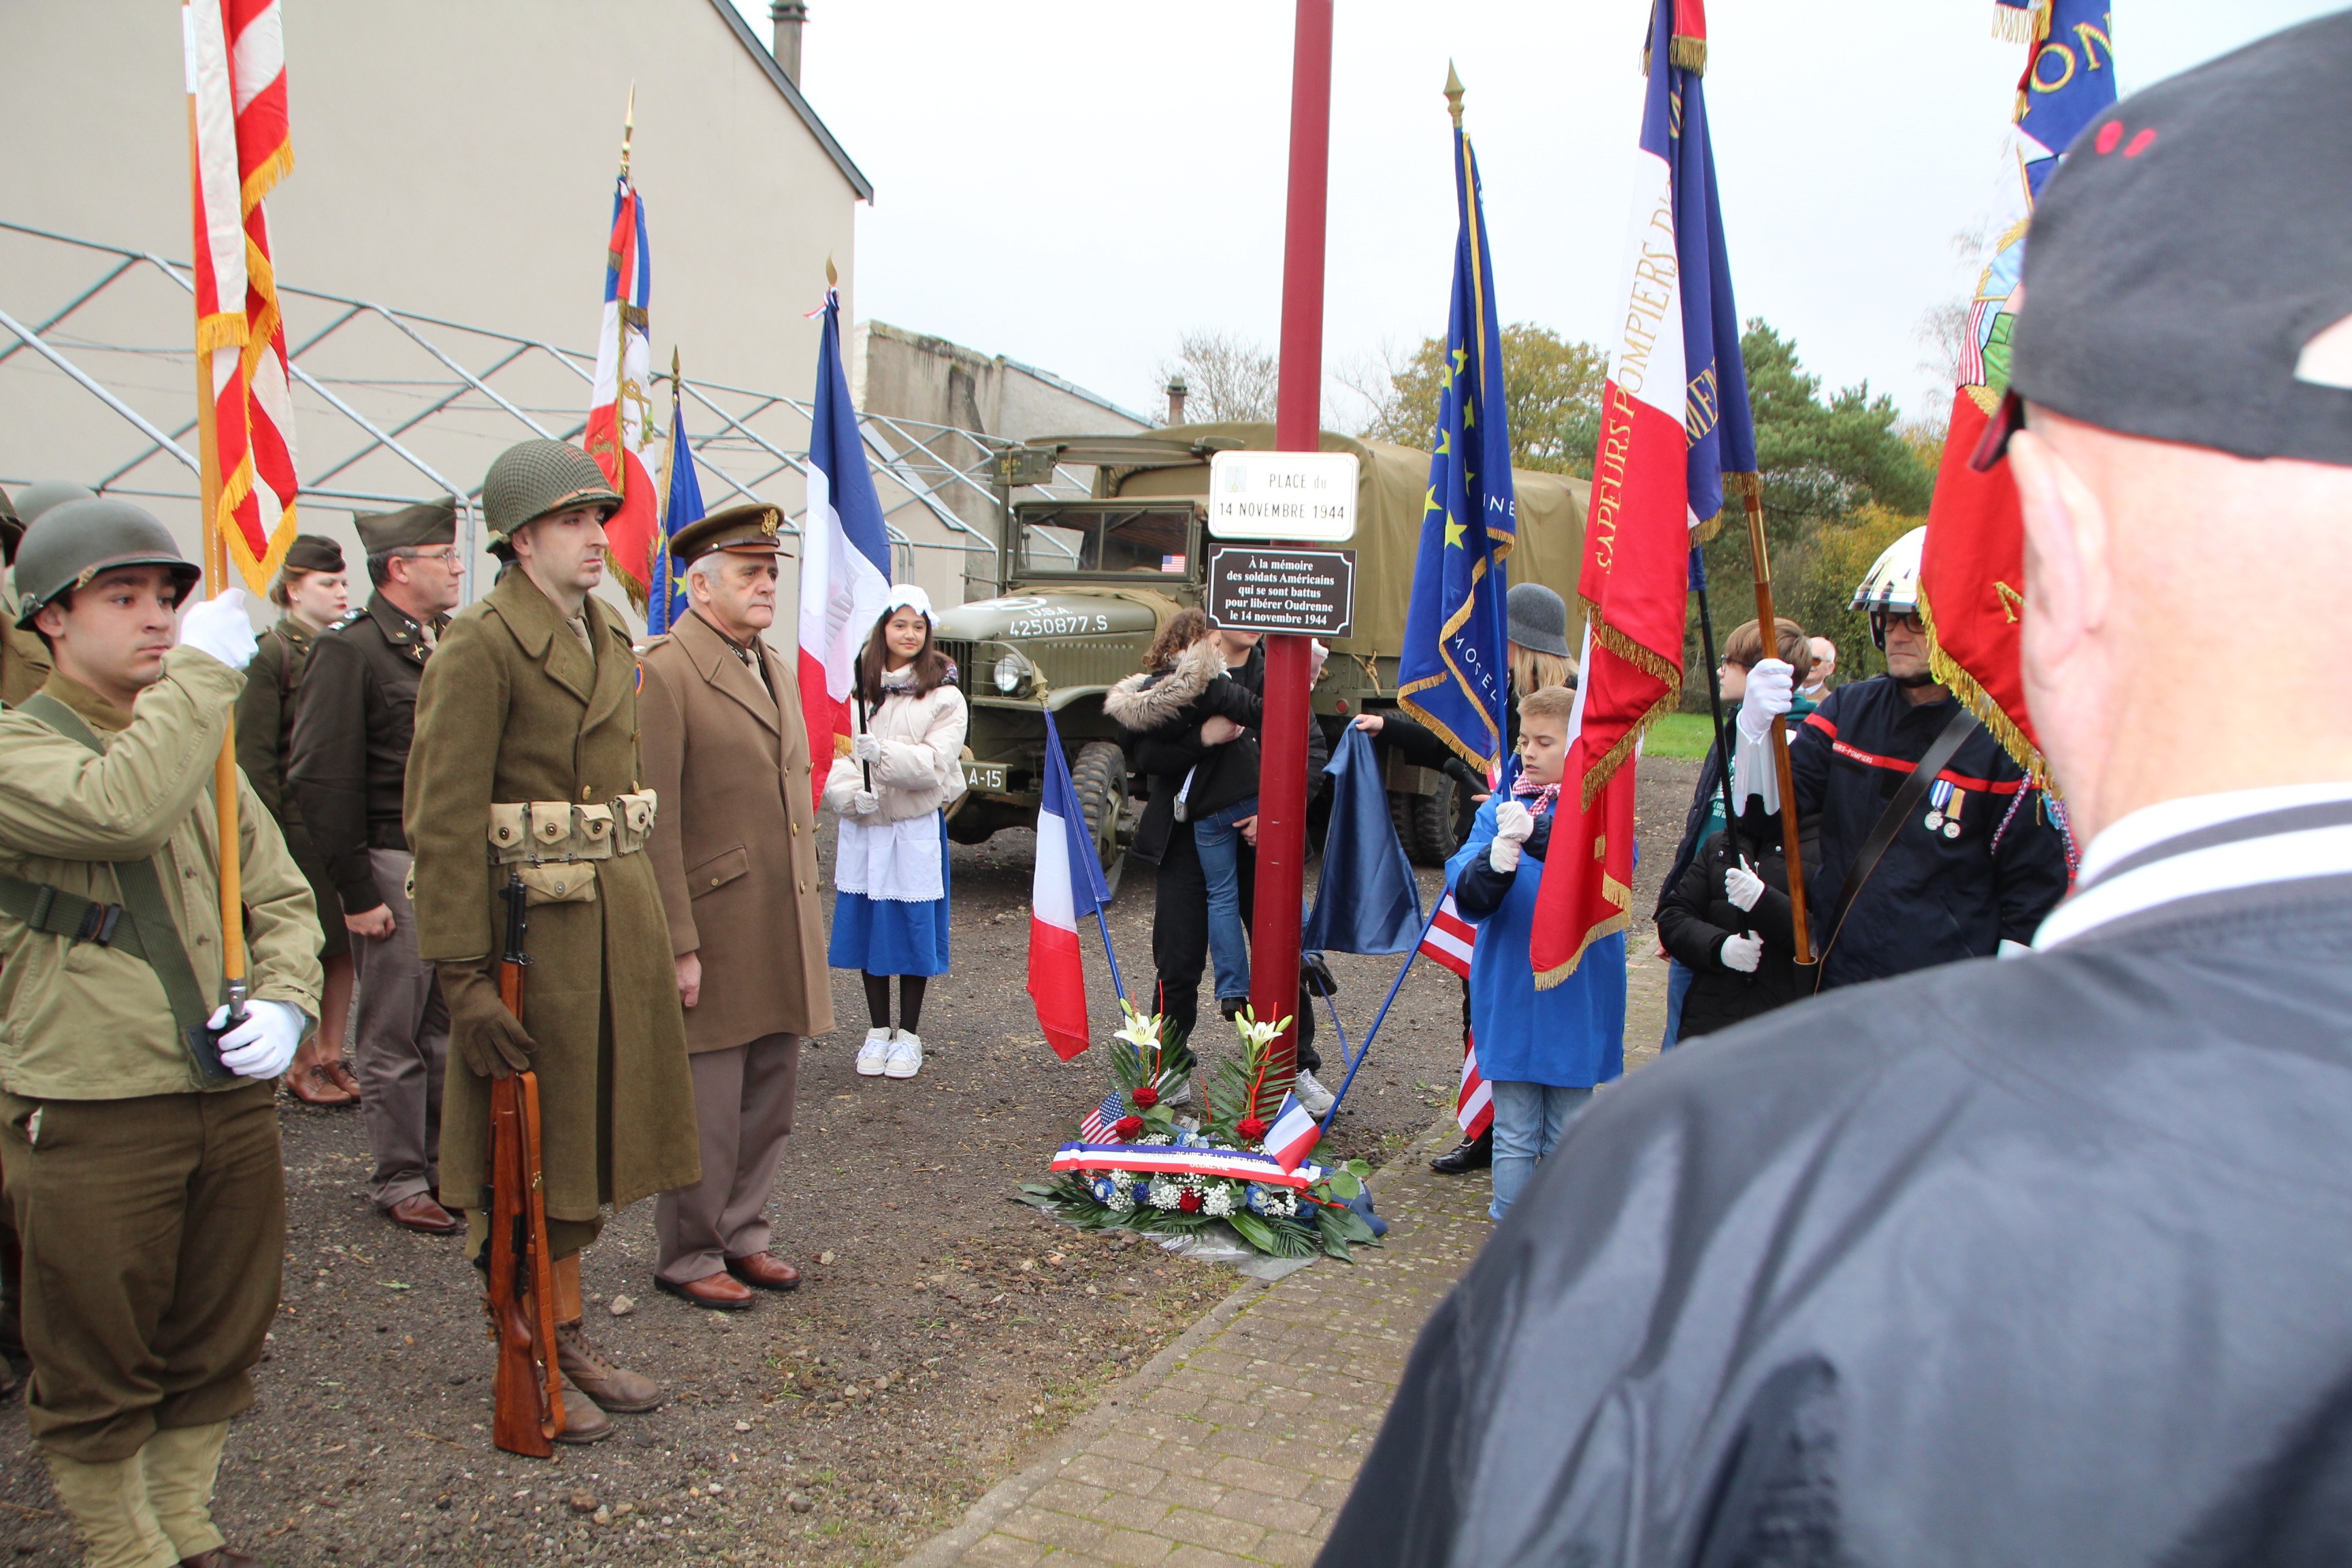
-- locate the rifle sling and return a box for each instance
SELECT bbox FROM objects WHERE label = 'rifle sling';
[10,692,217,1048]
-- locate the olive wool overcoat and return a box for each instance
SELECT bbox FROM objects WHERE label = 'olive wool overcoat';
[404,570,698,1221]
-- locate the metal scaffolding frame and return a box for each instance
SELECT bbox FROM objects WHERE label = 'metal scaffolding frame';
[0,219,1102,604]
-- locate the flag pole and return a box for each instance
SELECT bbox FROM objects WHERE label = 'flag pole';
[1740,492,1812,968]
[1690,546,1742,867]
[187,60,248,1019]
[1315,896,1445,1134]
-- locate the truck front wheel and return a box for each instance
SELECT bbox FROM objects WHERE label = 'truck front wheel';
[1390,772,1465,866]
[1070,740,1129,895]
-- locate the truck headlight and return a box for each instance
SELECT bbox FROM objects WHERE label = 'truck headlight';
[994,652,1034,696]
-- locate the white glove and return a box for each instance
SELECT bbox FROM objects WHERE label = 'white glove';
[1725,858,1765,912]
[1735,657,1795,741]
[851,732,882,762]
[212,997,307,1080]
[179,589,259,672]
[1487,800,1535,874]
[1720,931,1764,974]
[852,789,880,816]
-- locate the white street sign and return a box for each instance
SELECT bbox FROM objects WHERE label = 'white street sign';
[1205,450,1358,542]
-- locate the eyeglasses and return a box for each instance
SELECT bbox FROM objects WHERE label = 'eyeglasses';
[396,549,463,569]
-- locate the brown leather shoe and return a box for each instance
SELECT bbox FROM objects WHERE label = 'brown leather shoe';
[553,1372,613,1446]
[656,1271,756,1311]
[179,1550,264,1567]
[284,1062,357,1107]
[726,1252,802,1292]
[555,1320,662,1412]
[385,1192,463,1236]
[325,1059,363,1100]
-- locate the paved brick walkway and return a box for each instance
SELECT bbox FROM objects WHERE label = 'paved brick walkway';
[897,1124,1492,1568]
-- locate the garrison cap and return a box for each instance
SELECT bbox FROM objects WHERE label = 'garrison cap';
[1984,10,2352,470]
[0,488,17,561]
[668,502,791,564]
[480,440,621,546]
[355,497,457,555]
[15,497,202,628]
[282,533,346,574]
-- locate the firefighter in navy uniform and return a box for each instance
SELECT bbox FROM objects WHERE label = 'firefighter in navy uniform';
[1733,526,2069,990]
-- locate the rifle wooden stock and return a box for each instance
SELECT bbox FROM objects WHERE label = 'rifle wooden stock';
[487,875,561,1455]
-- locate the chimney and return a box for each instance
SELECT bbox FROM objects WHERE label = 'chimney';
[1164,373,1188,426]
[770,1,808,87]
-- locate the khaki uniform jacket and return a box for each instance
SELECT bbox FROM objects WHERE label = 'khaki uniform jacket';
[404,570,696,1220]
[288,595,445,918]
[637,610,833,1054]
[0,652,324,1099]
[0,584,53,706]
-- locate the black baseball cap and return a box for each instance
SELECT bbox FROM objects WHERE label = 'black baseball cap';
[1975,9,2352,471]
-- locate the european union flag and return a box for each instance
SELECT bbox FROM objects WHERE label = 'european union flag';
[1396,100,1515,777]
[647,372,702,637]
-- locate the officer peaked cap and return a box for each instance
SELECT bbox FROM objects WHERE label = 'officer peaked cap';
[669,502,791,564]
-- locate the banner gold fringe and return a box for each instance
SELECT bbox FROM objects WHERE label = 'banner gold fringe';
[1916,583,2054,791]
[1530,900,1630,988]
[1722,470,1763,498]
[1991,1,2044,44]
[238,139,294,216]
[1639,34,1710,76]
[195,312,247,356]
[1397,687,1501,774]
[226,496,301,596]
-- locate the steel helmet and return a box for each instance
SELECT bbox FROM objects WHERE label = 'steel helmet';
[1851,525,1927,651]
[480,440,621,547]
[15,497,202,629]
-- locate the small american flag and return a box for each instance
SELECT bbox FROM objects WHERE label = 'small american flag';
[1419,894,1475,979]
[1079,1090,1124,1143]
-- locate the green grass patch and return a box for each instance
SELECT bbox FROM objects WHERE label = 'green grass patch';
[1645,712,1727,761]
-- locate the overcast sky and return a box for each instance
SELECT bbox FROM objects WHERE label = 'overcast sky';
[742,1,2335,429]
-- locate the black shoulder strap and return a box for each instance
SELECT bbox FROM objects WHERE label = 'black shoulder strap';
[1814,704,1979,978]
[14,693,220,1065]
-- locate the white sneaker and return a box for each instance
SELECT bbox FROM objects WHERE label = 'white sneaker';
[855,1028,892,1077]
[884,1030,924,1079]
[1292,1068,1335,1117]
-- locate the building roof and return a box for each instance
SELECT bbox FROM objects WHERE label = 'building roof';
[702,0,875,202]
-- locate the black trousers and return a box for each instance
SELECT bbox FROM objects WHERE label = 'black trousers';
[1149,821,1320,1071]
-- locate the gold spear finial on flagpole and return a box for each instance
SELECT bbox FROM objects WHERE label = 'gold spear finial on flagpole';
[825,251,838,291]
[1444,61,1465,128]
[620,83,637,178]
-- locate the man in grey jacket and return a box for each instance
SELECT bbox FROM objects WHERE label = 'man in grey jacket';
[1324,15,2352,1563]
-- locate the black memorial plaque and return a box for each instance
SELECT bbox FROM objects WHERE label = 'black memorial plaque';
[1205,545,1356,638]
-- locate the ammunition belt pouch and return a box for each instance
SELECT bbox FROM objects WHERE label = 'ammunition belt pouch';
[487,791,657,906]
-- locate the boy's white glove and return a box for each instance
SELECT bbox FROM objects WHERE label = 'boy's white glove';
[1488,800,1535,872]
[851,732,882,762]
[179,589,259,672]
[212,998,307,1080]
[852,788,880,816]
[1735,657,1795,740]
[1720,931,1764,974]
[1725,858,1765,911]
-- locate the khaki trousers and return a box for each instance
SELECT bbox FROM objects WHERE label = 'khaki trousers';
[654,1033,800,1284]
[351,847,449,1208]
[0,1081,282,1462]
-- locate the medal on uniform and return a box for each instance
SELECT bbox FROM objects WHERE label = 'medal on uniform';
[1923,778,1952,834]
[1943,786,1966,838]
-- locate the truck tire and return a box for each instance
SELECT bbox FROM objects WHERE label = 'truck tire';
[1392,772,1463,866]
[1071,740,1128,895]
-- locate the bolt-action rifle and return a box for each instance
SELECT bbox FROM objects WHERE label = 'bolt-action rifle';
[486,870,564,1456]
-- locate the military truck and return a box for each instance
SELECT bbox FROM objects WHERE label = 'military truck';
[934,422,1589,884]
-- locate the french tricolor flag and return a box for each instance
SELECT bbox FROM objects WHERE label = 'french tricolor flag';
[585,174,660,606]
[1264,1091,1321,1173]
[796,282,894,813]
[1028,712,1113,1061]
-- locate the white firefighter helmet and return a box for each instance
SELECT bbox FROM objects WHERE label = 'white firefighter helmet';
[1852,525,1928,650]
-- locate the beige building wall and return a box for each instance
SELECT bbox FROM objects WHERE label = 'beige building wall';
[3,0,866,628]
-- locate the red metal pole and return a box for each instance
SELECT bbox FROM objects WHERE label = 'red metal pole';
[1249,0,1333,1088]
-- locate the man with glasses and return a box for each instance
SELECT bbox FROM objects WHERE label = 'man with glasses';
[1728,525,2068,991]
[289,500,466,1235]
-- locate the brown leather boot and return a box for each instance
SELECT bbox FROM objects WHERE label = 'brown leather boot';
[555,1320,660,1414]
[553,1372,613,1446]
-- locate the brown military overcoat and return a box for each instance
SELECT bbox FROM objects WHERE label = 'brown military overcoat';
[636,609,832,1054]
[404,570,697,1220]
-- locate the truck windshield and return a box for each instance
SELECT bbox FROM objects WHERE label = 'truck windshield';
[1018,506,1192,576]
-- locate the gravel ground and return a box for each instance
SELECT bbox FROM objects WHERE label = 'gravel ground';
[1,758,1699,1567]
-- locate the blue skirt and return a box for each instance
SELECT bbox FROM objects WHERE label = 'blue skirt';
[828,815,951,977]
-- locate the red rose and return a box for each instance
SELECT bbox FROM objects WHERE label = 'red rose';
[1112,1115,1145,1139]
[1177,1189,1204,1213]
[1236,1117,1269,1141]
[1130,1085,1160,1109]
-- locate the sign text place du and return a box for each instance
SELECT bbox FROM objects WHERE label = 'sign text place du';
[1206,546,1357,639]
[1205,450,1358,542]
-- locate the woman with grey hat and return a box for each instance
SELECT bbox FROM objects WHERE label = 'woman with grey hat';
[238,534,360,1107]
[1354,580,1577,1175]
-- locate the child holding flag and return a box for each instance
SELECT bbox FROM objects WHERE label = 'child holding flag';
[1444,686,1626,1220]
[825,588,967,1080]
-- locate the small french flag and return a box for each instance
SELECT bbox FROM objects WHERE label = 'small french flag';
[1264,1091,1322,1173]
[1028,711,1114,1062]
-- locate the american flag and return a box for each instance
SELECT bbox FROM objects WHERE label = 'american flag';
[1078,1089,1124,1144]
[1419,894,1492,1138]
